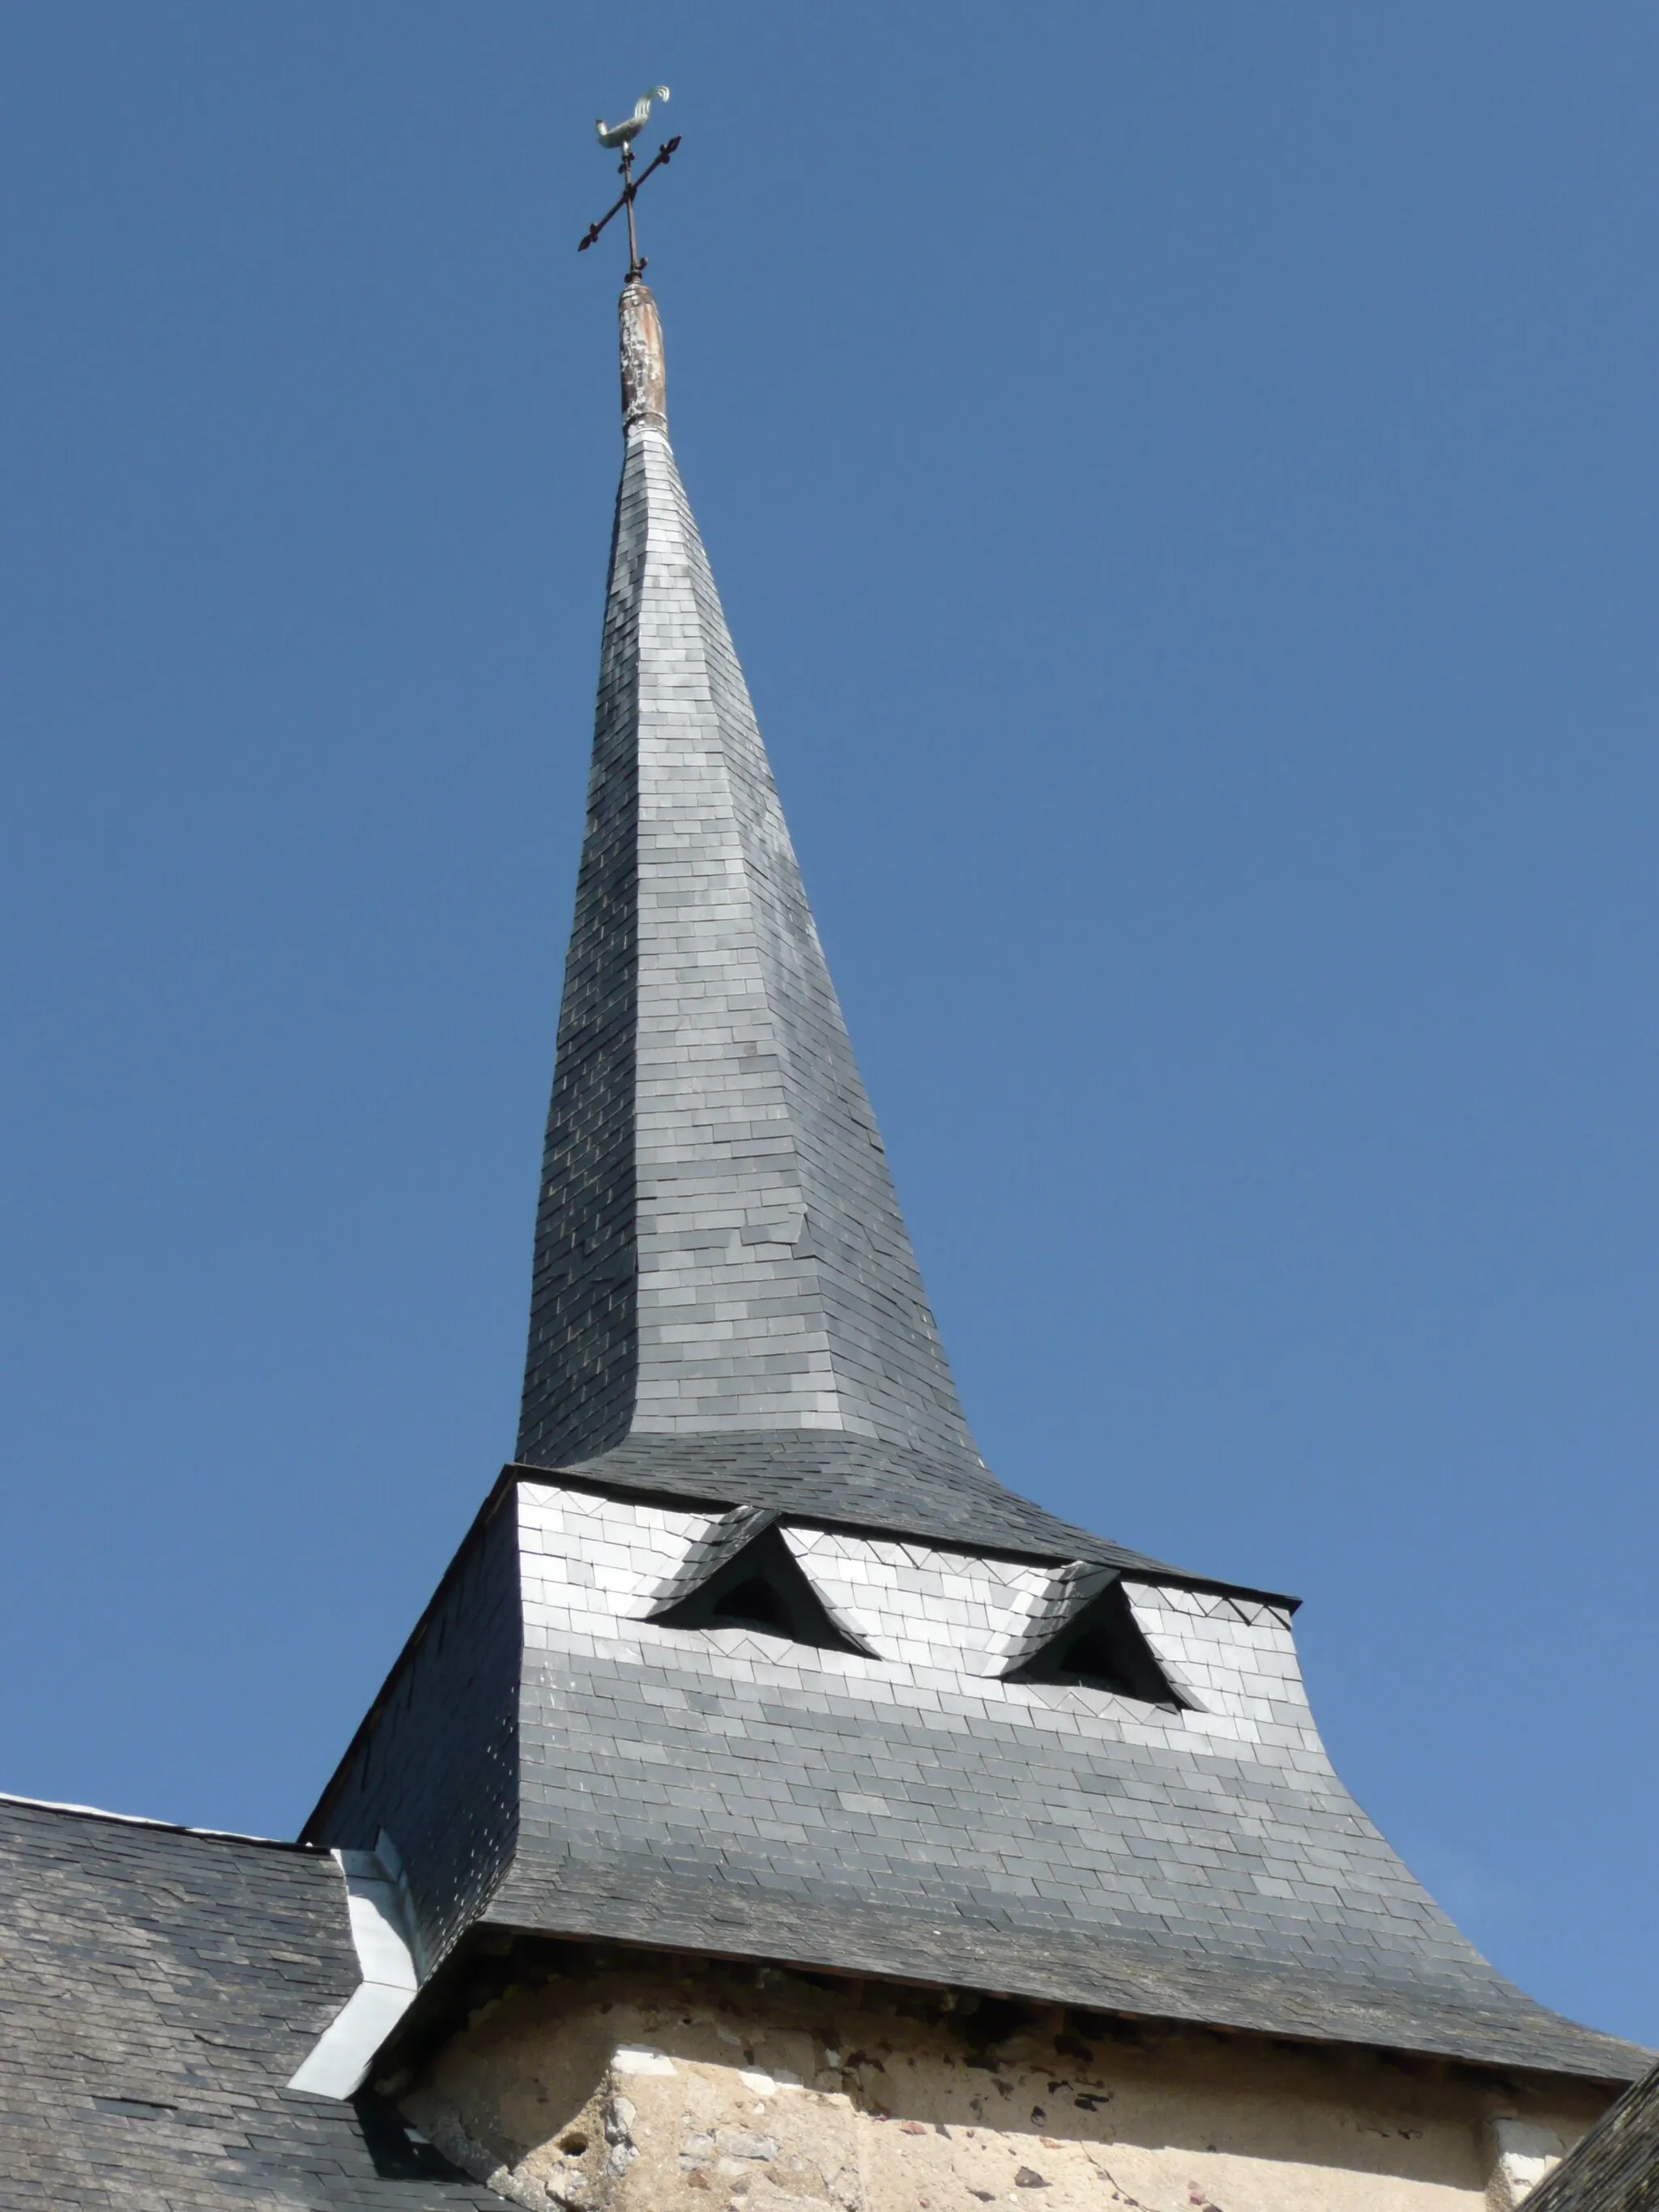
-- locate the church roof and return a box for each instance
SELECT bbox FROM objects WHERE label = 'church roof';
[6,275,1643,2212]
[299,281,1648,2095]
[511,278,1243,1592]
[1524,2058,1659,2212]
[518,277,1022,1501]
[305,1468,1650,2089]
[0,1796,499,2209]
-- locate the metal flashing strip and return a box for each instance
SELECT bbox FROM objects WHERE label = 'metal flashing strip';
[286,1840,420,2100]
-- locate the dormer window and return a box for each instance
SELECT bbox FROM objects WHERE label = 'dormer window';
[1002,1567,1188,1707]
[650,1511,872,1656]
[706,1572,789,1634]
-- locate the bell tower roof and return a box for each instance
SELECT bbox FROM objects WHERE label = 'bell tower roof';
[294,272,1648,2108]
[514,280,1172,1571]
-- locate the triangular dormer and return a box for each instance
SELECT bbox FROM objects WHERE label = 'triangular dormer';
[648,1507,872,1654]
[1001,1564,1188,1707]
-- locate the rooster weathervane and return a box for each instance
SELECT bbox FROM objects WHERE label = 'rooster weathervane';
[578,86,681,279]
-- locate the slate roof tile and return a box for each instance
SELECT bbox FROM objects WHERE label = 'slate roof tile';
[1525,2060,1659,2212]
[0,1800,500,2210]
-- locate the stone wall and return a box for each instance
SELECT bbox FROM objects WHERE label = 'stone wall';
[385,1950,1608,2212]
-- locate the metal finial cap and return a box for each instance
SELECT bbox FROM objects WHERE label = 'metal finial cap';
[620,279,667,433]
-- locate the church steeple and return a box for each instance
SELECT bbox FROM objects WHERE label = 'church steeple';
[293,244,1648,2126]
[518,279,982,1480]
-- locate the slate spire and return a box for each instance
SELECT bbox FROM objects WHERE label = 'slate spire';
[517,279,982,1481]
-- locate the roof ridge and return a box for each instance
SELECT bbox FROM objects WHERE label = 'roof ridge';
[0,1789,316,1850]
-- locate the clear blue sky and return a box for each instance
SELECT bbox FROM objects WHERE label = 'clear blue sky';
[2,5,1655,2048]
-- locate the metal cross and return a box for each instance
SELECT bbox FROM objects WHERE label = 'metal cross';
[578,87,682,278]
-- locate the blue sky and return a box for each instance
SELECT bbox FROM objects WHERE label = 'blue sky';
[2,4,1655,2047]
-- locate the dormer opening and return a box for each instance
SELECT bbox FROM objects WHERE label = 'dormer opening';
[1043,1617,1145,1695]
[1004,1577,1186,1707]
[709,1574,790,1634]
[650,1521,872,1656]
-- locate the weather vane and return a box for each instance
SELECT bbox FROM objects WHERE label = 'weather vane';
[578,87,681,279]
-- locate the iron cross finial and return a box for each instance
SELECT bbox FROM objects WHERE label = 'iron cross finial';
[578,87,681,279]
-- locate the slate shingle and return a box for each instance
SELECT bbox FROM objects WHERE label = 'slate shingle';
[305,1477,1651,2086]
[0,1799,501,2210]
[1525,2061,1659,2212]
